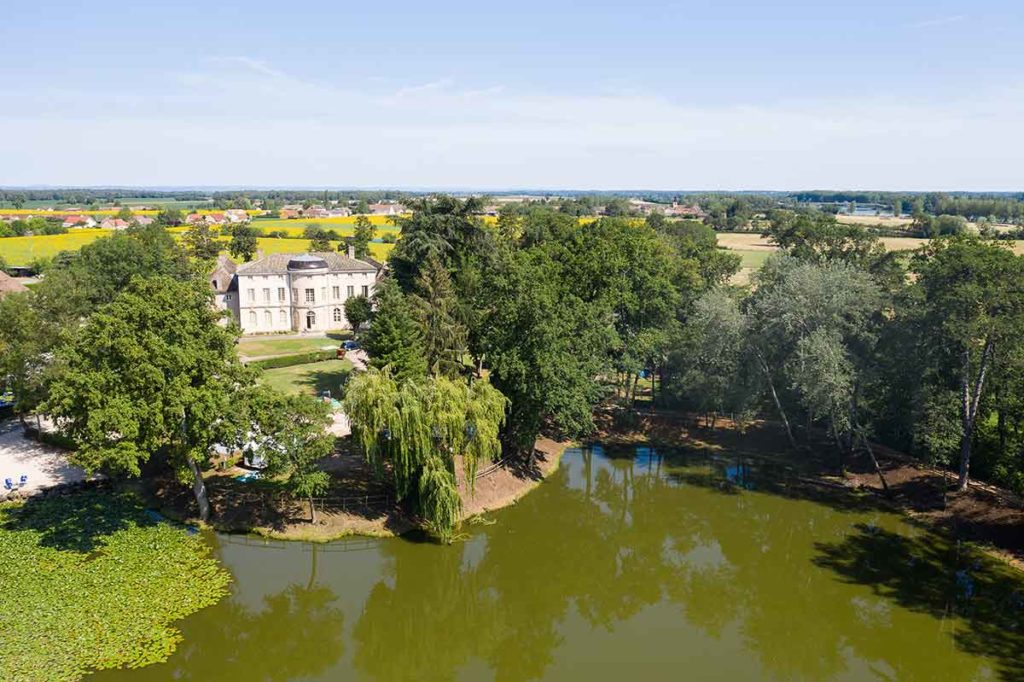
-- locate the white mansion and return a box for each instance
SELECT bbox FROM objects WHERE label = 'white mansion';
[210,249,381,334]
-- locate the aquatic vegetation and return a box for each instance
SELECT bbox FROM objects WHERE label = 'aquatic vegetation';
[0,490,231,682]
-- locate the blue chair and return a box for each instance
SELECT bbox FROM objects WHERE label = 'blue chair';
[3,478,12,491]
[19,475,27,487]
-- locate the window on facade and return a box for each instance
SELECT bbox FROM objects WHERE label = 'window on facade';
[332,286,340,300]
[278,287,286,302]
[224,294,232,302]
[346,285,354,297]
[333,308,342,323]
[248,311,257,325]
[264,310,272,326]
[321,287,327,302]
[262,288,270,303]
[362,285,369,297]
[247,288,255,303]
[279,310,287,323]
[305,288,315,303]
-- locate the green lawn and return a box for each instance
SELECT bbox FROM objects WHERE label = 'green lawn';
[260,358,354,397]
[238,333,349,360]
[733,249,773,270]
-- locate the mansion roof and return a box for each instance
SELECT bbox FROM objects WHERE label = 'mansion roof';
[236,252,378,276]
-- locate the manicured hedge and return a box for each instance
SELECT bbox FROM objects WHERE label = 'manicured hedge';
[250,349,337,370]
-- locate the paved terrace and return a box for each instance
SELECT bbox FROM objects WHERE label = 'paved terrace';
[0,420,87,498]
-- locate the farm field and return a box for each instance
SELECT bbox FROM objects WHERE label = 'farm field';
[260,358,353,397]
[717,231,935,254]
[836,214,914,228]
[0,231,395,264]
[252,215,399,231]
[0,229,115,263]
[254,237,394,260]
[238,333,348,361]
[717,230,1024,284]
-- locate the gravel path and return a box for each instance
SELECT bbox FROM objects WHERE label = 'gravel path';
[0,421,87,497]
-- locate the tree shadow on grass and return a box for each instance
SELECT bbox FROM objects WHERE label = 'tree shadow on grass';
[814,523,1024,681]
[306,367,352,397]
[2,486,155,553]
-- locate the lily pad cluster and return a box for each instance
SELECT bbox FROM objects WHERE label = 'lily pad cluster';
[0,490,231,681]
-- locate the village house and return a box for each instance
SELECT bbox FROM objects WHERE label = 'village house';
[99,218,130,230]
[663,203,706,219]
[279,209,300,219]
[61,215,97,229]
[223,209,249,223]
[212,248,381,334]
[303,206,330,219]
[368,202,407,216]
[186,213,226,226]
[134,216,155,226]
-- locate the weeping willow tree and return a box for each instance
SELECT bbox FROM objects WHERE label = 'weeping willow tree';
[344,367,507,542]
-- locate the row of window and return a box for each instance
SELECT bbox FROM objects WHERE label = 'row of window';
[245,308,347,327]
[246,285,369,303]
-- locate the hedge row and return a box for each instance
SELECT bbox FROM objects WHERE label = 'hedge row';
[249,349,337,370]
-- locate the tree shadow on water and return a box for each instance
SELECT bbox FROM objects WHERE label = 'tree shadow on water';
[814,524,1024,681]
[2,487,156,553]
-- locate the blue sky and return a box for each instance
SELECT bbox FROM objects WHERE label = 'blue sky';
[1,0,1021,190]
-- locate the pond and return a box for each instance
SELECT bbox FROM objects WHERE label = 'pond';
[95,444,1024,681]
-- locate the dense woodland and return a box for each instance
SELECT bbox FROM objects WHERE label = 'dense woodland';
[4,198,1024,540]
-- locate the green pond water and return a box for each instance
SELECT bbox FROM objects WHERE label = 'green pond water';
[96,445,1024,681]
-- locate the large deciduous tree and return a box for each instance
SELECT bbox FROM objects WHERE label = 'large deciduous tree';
[231,386,334,523]
[44,276,251,521]
[228,225,259,262]
[911,235,1024,490]
[351,215,376,260]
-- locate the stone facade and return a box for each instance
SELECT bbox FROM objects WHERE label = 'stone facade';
[215,251,379,334]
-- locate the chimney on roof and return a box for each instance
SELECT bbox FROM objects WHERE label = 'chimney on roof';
[347,244,355,259]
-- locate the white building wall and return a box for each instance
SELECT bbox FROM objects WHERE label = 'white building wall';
[236,268,376,335]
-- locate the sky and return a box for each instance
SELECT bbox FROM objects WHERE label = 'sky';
[1,0,1022,191]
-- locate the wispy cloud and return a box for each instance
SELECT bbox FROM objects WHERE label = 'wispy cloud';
[910,14,966,29]
[394,77,455,97]
[2,58,1022,190]
[207,56,289,79]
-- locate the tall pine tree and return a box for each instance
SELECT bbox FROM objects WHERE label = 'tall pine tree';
[363,278,428,382]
